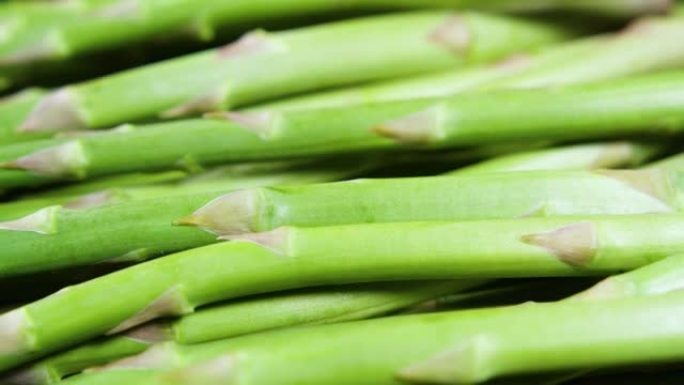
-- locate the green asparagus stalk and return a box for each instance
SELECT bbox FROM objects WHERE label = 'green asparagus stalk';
[18,11,576,133]
[1,335,157,385]
[1,0,651,70]
[258,14,684,112]
[4,281,477,385]
[0,171,186,220]
[373,71,684,145]
[445,142,662,175]
[571,254,684,301]
[141,291,684,385]
[61,247,684,385]
[0,88,46,145]
[2,214,684,372]
[7,70,684,187]
[0,159,369,220]
[178,169,680,235]
[0,157,365,277]
[0,100,421,186]
[645,151,684,171]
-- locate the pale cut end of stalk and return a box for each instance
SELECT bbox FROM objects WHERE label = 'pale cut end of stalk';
[123,323,172,344]
[206,111,279,140]
[1,366,47,385]
[569,277,636,302]
[221,228,290,255]
[646,0,674,14]
[0,141,88,178]
[591,142,638,168]
[521,222,598,267]
[598,169,676,210]
[0,309,31,355]
[0,206,60,235]
[93,344,175,372]
[174,189,263,235]
[160,86,230,119]
[217,29,286,60]
[91,0,141,19]
[374,106,444,144]
[397,335,497,384]
[163,355,237,385]
[107,287,192,335]
[0,32,67,66]
[492,54,534,73]
[19,89,87,133]
[63,190,121,210]
[429,15,471,56]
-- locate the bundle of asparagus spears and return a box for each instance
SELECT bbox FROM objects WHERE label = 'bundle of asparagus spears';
[2,0,684,384]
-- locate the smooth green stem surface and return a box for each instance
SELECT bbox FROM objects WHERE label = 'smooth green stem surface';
[181,169,683,235]
[20,11,576,132]
[7,281,480,385]
[374,71,684,146]
[571,254,684,301]
[1,214,684,373]
[444,142,662,175]
[0,157,361,277]
[259,14,684,112]
[8,71,684,187]
[1,0,642,68]
[119,292,684,385]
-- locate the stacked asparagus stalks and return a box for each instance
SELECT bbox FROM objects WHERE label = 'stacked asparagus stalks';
[2,1,684,384]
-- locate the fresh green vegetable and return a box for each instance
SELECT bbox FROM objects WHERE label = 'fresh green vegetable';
[19,11,576,133]
[2,214,684,373]
[179,169,679,235]
[4,281,477,385]
[445,142,662,175]
[571,254,684,301]
[373,71,684,145]
[0,158,365,277]
[260,14,684,112]
[7,71,684,188]
[144,291,684,385]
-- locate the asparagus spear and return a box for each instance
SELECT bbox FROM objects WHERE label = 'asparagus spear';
[4,281,478,385]
[0,88,47,145]
[178,169,679,235]
[571,254,684,301]
[7,70,684,187]
[259,14,684,112]
[374,71,684,145]
[1,0,654,71]
[75,252,684,385]
[2,214,684,372]
[645,151,684,171]
[138,291,684,385]
[0,159,369,220]
[0,157,367,277]
[19,11,576,133]
[445,142,662,175]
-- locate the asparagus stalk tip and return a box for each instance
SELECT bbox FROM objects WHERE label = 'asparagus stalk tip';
[0,206,60,234]
[221,228,289,253]
[107,287,192,335]
[520,222,597,267]
[396,335,496,384]
[0,309,29,355]
[19,89,86,133]
[373,106,443,144]
[173,190,260,235]
[204,111,276,139]
[0,141,87,178]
